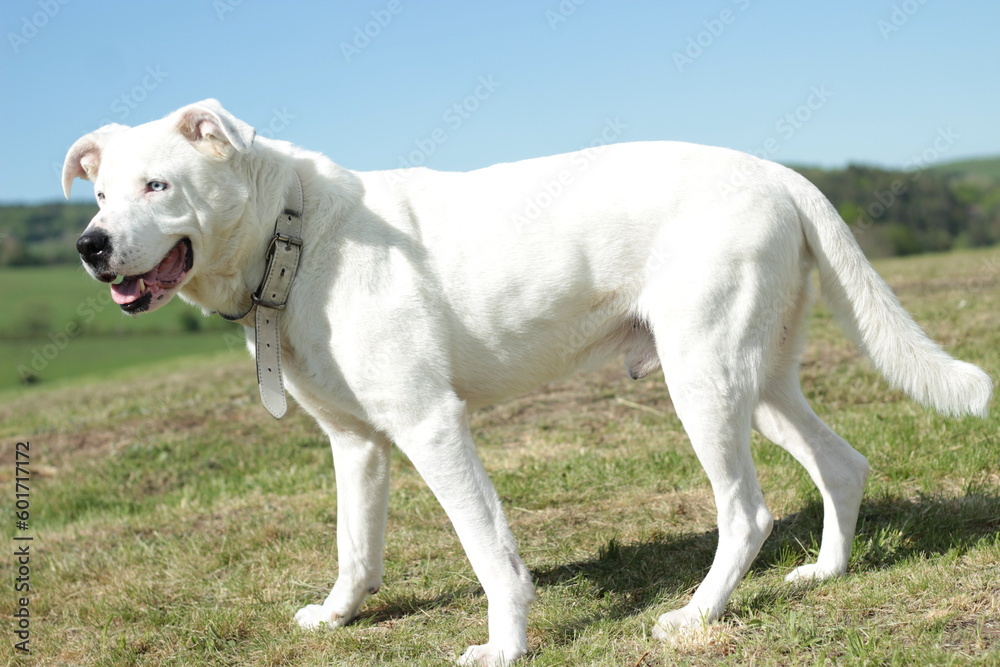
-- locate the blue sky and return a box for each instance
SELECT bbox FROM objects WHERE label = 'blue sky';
[2,0,998,204]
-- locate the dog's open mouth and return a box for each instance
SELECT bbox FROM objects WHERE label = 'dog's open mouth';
[107,238,193,314]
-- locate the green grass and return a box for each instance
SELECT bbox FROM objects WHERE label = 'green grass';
[0,265,242,391]
[0,266,234,338]
[0,332,245,393]
[1,247,998,665]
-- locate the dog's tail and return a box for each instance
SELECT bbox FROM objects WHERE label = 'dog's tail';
[792,174,993,418]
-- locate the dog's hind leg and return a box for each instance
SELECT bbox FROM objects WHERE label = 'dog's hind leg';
[649,329,774,637]
[753,365,870,582]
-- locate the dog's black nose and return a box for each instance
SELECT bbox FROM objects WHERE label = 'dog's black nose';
[76,230,111,264]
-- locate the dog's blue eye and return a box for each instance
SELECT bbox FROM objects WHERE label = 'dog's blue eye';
[148,181,168,192]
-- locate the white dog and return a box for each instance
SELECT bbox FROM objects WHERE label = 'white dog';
[63,100,992,665]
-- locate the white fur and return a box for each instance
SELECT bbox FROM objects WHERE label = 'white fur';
[64,100,993,665]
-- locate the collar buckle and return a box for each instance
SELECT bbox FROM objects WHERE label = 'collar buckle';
[266,232,303,258]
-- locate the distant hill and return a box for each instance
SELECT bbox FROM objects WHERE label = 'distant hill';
[781,155,1000,257]
[2,156,998,265]
[0,202,97,266]
[929,156,1000,182]
[788,159,1000,257]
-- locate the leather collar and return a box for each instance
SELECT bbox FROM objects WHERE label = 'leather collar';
[220,170,304,419]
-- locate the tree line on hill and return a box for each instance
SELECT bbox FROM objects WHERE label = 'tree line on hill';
[1,203,98,267]
[794,162,1000,257]
[1,160,998,266]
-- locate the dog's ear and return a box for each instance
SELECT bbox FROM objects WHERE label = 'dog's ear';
[174,99,255,159]
[61,124,129,198]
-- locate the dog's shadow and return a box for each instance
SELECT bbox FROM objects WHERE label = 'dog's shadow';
[355,488,999,633]
[532,488,999,637]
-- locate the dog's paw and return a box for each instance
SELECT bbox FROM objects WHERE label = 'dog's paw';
[456,643,524,666]
[784,562,843,583]
[294,603,350,630]
[651,606,709,640]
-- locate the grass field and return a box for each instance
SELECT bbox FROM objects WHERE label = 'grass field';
[1,247,998,666]
[0,333,244,394]
[0,266,237,339]
[0,266,241,392]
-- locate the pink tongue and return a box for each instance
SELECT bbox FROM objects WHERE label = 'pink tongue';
[108,242,187,306]
[111,277,143,305]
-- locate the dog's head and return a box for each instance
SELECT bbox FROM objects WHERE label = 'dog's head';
[62,99,255,314]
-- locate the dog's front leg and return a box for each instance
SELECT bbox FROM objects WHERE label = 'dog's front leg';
[295,427,391,629]
[392,396,535,666]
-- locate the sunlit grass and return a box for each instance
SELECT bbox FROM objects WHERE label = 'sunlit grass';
[1,247,997,665]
